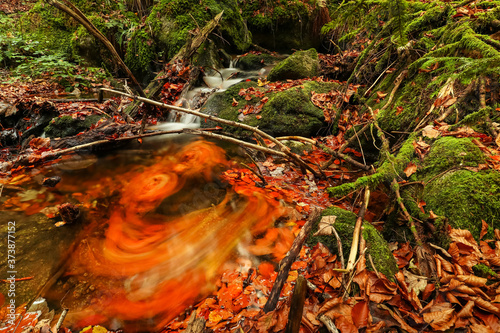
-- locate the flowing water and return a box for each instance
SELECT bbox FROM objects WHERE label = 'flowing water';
[0,63,283,332]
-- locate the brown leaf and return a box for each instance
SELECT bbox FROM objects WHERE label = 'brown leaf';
[422,124,440,138]
[442,97,457,108]
[232,97,239,106]
[456,274,487,287]
[376,91,388,99]
[313,216,338,237]
[474,297,500,316]
[457,300,474,318]
[404,162,417,177]
[423,308,456,331]
[480,220,489,240]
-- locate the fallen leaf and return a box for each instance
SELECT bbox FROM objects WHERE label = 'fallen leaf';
[422,124,440,138]
[352,301,369,328]
[313,216,337,236]
[404,162,417,177]
[423,308,456,330]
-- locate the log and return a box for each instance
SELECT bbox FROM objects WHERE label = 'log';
[124,11,224,117]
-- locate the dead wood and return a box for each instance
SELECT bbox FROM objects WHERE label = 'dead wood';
[124,12,224,117]
[285,275,307,333]
[185,311,206,333]
[263,207,321,313]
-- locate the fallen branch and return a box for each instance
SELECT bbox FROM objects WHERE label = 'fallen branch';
[184,129,288,158]
[264,207,321,313]
[124,12,224,117]
[45,0,145,98]
[317,314,340,333]
[102,88,321,177]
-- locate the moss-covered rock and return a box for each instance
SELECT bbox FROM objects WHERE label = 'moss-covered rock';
[44,115,103,138]
[422,169,500,240]
[418,136,486,176]
[200,80,335,137]
[307,206,399,280]
[268,49,320,81]
[236,53,280,70]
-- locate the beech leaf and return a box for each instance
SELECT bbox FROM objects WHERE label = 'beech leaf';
[312,215,337,237]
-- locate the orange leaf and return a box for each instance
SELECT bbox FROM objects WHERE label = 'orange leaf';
[396,106,404,115]
[480,220,488,239]
[352,301,369,328]
[258,262,275,279]
[404,162,417,177]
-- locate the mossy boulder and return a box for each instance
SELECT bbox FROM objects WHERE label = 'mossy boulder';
[422,169,500,240]
[307,206,399,280]
[268,49,320,82]
[125,0,252,76]
[400,136,498,242]
[200,80,337,137]
[236,53,281,70]
[44,115,103,138]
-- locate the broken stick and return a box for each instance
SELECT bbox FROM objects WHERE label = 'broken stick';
[263,207,321,313]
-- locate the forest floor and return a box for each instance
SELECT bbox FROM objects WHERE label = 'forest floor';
[2,1,500,333]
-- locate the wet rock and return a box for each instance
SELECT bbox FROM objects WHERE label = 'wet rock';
[267,48,320,81]
[236,53,281,71]
[0,128,19,147]
[44,115,103,139]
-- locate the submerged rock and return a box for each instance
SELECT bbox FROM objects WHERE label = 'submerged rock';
[268,48,320,81]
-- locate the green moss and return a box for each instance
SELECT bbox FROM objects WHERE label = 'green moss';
[328,133,417,197]
[124,29,155,76]
[307,206,399,280]
[423,170,500,240]
[473,264,498,278]
[419,137,485,176]
[268,49,319,82]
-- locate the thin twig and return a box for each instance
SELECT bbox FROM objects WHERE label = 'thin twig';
[331,226,345,270]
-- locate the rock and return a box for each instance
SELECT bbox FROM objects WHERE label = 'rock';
[399,136,499,242]
[267,48,320,82]
[44,115,103,138]
[200,80,337,137]
[307,206,399,280]
[236,53,280,71]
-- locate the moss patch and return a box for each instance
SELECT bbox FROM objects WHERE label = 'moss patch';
[307,206,399,280]
[268,49,320,81]
[423,169,500,240]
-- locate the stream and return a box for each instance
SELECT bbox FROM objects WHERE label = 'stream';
[0,62,283,332]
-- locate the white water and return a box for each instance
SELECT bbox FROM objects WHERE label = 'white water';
[150,59,269,133]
